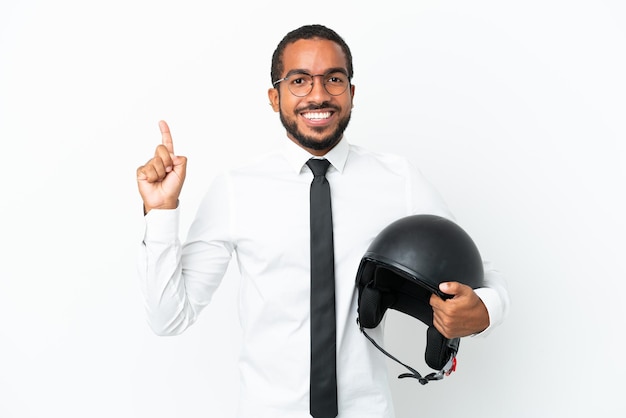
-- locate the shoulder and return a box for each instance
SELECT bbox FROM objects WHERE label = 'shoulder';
[347,143,417,176]
[201,150,289,204]
[215,149,293,181]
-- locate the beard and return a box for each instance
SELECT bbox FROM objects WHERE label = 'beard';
[279,103,352,152]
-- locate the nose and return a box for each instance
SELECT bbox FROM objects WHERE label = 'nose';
[307,75,332,101]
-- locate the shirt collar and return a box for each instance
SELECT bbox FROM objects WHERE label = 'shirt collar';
[282,136,349,175]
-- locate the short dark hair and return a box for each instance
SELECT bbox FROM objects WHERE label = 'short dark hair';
[270,24,354,85]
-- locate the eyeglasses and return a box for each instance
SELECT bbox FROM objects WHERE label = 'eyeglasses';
[273,71,350,97]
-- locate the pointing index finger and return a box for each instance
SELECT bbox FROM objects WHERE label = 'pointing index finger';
[159,120,174,154]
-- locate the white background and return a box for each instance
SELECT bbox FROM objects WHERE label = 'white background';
[1,1,625,417]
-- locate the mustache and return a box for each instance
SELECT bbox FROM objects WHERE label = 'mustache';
[296,102,340,113]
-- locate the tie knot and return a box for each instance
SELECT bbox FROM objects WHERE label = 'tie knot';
[306,158,331,177]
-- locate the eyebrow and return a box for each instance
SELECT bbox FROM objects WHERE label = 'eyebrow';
[284,67,349,79]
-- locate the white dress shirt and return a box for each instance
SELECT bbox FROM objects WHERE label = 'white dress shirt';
[138,137,509,418]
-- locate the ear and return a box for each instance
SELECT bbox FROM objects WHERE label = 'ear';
[350,84,356,108]
[268,88,280,112]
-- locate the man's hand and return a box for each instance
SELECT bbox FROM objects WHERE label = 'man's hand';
[430,282,490,339]
[136,120,187,213]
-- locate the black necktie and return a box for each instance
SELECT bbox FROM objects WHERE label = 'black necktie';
[306,158,338,418]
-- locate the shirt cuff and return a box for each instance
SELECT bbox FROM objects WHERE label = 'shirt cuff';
[143,207,180,243]
[472,287,505,338]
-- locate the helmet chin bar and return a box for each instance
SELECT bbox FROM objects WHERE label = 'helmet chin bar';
[357,318,458,385]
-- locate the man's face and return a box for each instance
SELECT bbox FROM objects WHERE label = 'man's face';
[268,38,355,156]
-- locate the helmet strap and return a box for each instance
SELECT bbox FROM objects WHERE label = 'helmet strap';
[357,319,457,385]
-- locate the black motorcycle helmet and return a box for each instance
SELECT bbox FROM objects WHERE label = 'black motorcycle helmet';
[355,214,484,384]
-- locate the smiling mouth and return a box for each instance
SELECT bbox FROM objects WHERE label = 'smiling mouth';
[302,111,333,120]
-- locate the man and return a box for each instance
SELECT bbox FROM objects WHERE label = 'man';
[137,24,509,418]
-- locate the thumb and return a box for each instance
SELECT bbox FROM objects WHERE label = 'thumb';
[171,154,187,170]
[170,155,188,182]
[438,281,467,297]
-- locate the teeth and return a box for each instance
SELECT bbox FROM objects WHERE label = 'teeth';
[303,111,331,120]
